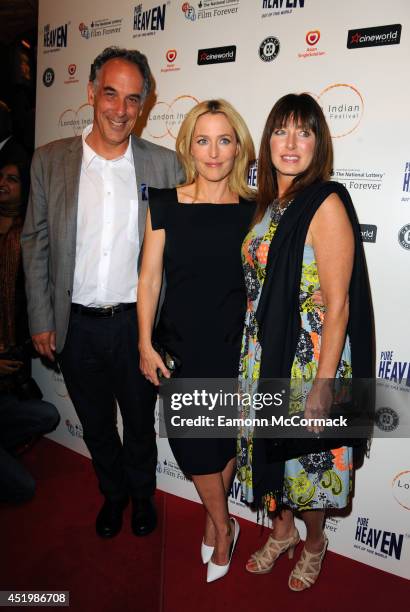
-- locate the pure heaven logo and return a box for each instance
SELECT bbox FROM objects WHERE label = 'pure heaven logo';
[347,24,401,49]
[354,517,404,560]
[133,3,166,36]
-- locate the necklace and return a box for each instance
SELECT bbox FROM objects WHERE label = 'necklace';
[270,199,291,224]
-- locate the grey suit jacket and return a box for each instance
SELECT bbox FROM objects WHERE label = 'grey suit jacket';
[21,134,184,353]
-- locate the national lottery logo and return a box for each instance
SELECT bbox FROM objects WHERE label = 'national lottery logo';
[183,1,239,22]
[259,36,280,62]
[398,224,410,250]
[79,17,122,40]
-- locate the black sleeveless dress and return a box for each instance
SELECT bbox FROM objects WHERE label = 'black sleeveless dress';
[148,187,255,474]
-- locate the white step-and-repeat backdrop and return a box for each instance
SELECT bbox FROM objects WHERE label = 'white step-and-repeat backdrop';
[33,0,409,579]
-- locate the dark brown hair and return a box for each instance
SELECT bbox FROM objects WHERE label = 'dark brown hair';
[255,93,333,222]
[89,46,153,102]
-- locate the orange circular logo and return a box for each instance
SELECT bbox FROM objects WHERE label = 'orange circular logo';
[146,95,200,140]
[306,30,320,46]
[392,470,410,510]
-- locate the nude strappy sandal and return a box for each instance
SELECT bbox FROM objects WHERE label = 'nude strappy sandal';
[288,534,329,591]
[246,528,300,574]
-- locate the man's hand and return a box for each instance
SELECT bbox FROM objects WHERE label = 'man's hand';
[0,359,23,375]
[32,331,56,361]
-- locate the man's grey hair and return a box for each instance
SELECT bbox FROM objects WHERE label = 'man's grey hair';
[89,46,153,102]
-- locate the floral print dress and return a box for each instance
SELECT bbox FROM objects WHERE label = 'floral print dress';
[237,203,353,510]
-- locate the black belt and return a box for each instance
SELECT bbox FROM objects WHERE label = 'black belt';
[71,303,135,318]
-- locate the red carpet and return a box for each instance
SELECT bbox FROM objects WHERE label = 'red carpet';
[1,438,408,612]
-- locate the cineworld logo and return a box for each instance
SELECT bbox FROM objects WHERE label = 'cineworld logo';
[378,350,410,387]
[355,517,404,560]
[262,0,305,8]
[43,23,68,48]
[134,3,166,32]
[197,45,236,66]
[347,24,401,49]
[360,224,377,243]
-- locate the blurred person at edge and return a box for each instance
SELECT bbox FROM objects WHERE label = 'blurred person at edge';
[0,101,29,169]
[21,47,184,538]
[138,99,255,583]
[0,158,59,503]
[238,93,373,591]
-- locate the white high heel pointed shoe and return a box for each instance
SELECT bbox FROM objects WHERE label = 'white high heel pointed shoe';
[206,517,240,583]
[201,540,214,564]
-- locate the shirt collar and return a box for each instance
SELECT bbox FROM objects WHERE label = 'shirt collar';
[0,135,12,151]
[81,123,133,169]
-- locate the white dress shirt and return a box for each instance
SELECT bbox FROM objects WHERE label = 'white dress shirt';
[72,124,140,306]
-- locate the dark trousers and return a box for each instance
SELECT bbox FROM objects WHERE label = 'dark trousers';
[58,307,157,502]
[0,394,60,503]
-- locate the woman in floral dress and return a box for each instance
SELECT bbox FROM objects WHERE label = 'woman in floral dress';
[238,93,373,591]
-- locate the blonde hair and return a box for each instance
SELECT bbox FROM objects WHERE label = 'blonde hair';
[176,99,256,200]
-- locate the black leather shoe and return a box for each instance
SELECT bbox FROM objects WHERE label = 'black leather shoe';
[96,497,129,538]
[131,498,157,536]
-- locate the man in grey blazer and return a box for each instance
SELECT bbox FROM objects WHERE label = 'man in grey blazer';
[21,47,184,537]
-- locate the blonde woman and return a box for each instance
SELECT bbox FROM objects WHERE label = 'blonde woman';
[137,99,255,582]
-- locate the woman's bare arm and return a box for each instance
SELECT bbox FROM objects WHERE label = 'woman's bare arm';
[137,209,169,385]
[305,193,354,430]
